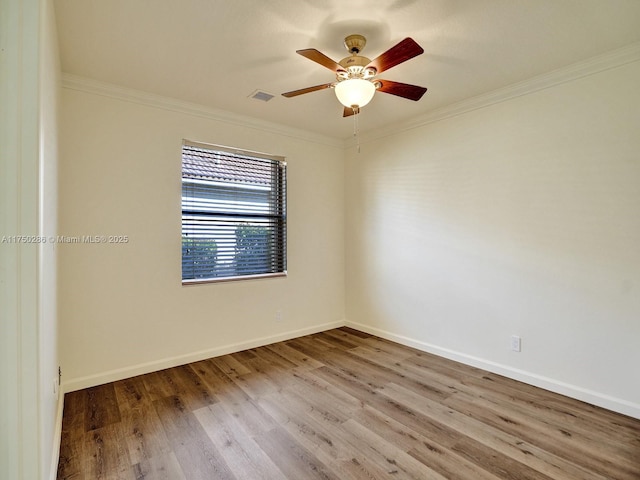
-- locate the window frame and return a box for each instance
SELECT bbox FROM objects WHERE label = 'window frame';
[181,140,287,285]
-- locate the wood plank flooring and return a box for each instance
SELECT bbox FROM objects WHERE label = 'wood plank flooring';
[57,327,640,479]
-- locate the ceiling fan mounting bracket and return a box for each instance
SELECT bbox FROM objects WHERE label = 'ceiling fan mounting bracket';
[343,34,366,54]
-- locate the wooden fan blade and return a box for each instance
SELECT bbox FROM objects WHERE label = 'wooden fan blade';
[365,38,424,74]
[282,83,334,98]
[297,49,344,72]
[376,80,427,101]
[343,106,359,117]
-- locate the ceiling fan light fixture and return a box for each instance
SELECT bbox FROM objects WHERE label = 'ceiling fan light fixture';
[334,78,376,108]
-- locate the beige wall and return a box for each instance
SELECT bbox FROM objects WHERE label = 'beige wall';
[58,86,345,389]
[345,60,640,417]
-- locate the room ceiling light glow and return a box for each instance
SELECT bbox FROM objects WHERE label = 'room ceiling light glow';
[334,78,376,108]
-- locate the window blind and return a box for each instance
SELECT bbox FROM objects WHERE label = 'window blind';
[181,141,286,282]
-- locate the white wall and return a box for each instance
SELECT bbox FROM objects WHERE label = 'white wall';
[0,0,60,479]
[58,85,345,389]
[345,60,640,418]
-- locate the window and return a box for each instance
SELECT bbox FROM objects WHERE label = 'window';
[181,141,286,283]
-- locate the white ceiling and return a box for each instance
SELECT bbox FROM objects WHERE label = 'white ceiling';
[54,0,640,140]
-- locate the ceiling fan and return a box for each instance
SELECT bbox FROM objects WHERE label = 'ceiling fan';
[282,34,427,117]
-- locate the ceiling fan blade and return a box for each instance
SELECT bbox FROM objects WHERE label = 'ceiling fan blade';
[343,106,359,117]
[377,80,427,101]
[366,38,424,74]
[297,49,344,72]
[282,83,334,98]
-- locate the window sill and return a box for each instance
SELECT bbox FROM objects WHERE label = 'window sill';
[182,271,287,286]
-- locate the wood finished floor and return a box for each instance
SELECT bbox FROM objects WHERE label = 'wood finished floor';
[57,327,640,480]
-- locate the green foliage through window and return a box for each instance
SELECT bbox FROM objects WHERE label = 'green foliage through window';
[235,223,270,275]
[181,237,218,279]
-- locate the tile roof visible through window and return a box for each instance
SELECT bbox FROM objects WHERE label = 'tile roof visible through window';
[182,145,273,186]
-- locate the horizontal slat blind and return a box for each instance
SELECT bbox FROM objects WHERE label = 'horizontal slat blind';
[182,142,286,282]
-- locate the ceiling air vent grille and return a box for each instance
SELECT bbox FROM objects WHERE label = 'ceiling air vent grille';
[249,90,275,102]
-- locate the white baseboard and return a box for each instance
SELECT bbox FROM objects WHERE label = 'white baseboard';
[62,321,345,393]
[61,319,640,419]
[346,321,640,420]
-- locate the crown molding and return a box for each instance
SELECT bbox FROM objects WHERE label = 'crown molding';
[62,42,640,152]
[61,73,345,149]
[349,41,640,148]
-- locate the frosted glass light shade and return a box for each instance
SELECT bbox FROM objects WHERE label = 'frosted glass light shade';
[334,79,376,108]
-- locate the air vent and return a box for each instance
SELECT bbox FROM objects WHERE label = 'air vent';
[249,90,275,102]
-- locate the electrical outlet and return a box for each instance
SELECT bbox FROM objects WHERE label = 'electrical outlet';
[275,309,283,323]
[511,335,522,352]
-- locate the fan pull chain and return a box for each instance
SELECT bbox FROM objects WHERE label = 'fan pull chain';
[353,107,361,153]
